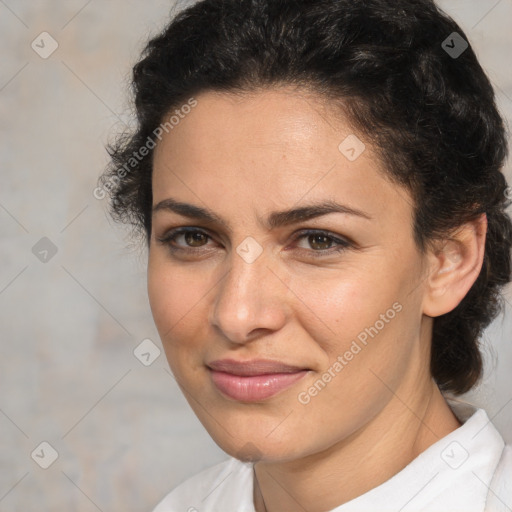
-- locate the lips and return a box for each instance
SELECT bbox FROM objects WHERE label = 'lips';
[207,359,310,402]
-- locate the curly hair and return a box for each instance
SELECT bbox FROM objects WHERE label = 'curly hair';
[99,0,512,395]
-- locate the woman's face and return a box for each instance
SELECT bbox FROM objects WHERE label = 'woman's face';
[148,87,432,462]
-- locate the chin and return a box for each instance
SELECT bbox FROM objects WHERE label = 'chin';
[209,428,303,464]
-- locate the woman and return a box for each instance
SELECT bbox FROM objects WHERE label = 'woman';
[99,0,512,510]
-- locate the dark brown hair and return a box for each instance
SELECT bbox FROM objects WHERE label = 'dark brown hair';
[99,0,512,395]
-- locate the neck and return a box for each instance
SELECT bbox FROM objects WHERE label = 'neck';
[253,380,461,512]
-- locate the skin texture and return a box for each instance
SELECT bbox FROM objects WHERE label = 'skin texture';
[148,87,487,512]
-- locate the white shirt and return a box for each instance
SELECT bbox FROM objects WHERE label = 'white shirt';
[153,401,512,512]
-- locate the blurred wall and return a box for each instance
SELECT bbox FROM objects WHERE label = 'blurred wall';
[0,1,511,510]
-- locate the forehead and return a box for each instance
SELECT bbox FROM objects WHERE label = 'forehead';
[151,87,413,231]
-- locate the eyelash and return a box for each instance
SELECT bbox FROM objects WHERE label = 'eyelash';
[156,227,352,258]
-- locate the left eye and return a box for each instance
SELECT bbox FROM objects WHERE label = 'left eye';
[156,228,351,257]
[294,230,350,252]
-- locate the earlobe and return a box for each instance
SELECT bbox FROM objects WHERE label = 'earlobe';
[422,214,487,317]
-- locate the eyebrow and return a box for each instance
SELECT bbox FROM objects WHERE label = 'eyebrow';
[152,197,372,230]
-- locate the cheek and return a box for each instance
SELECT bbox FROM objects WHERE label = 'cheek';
[284,261,398,347]
[147,257,210,351]
[286,261,415,385]
[147,261,175,333]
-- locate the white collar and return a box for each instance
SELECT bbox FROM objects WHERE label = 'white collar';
[324,400,505,511]
[153,403,506,512]
[245,402,506,511]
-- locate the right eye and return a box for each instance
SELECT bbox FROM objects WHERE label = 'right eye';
[156,227,218,253]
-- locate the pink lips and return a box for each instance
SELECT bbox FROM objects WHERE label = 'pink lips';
[207,359,309,402]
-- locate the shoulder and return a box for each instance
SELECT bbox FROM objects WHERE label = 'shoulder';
[152,457,255,512]
[485,444,512,512]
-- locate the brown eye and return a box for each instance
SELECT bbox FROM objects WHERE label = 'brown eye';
[156,227,352,259]
[183,231,209,247]
[293,229,352,258]
[156,228,215,252]
[307,233,335,250]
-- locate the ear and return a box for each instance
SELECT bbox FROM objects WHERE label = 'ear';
[422,213,487,318]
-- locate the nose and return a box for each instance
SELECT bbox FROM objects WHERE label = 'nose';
[209,245,288,345]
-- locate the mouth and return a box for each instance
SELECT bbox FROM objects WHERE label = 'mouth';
[207,358,310,402]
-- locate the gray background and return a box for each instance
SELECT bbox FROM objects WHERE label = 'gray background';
[0,1,511,510]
